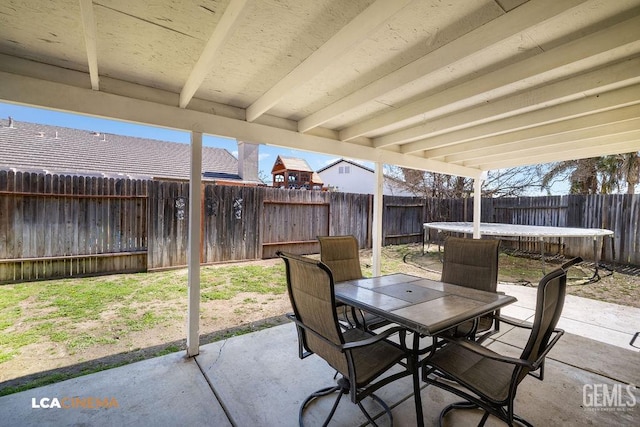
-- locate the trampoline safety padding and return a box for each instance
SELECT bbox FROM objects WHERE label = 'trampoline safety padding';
[423,222,614,283]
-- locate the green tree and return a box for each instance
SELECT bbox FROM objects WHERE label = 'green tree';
[541,152,640,195]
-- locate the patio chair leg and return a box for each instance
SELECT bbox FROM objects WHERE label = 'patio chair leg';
[439,401,481,427]
[439,401,534,427]
[512,414,534,427]
[357,394,393,427]
[299,379,394,427]
[298,384,342,427]
[479,410,490,426]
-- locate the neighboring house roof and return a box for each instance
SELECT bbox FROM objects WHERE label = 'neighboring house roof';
[317,158,413,196]
[317,158,373,174]
[0,118,242,181]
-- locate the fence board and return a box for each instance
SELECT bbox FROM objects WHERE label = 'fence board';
[0,171,148,283]
[329,192,370,247]
[261,188,330,258]
[0,171,7,270]
[3,169,640,283]
[383,196,425,245]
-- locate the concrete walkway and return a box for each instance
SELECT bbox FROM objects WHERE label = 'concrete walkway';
[1,286,638,426]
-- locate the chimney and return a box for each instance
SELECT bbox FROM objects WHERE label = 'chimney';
[237,140,260,182]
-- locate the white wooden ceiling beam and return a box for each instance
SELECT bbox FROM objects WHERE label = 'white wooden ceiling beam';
[477,138,640,171]
[428,103,640,161]
[179,0,250,109]
[297,0,587,133]
[340,15,640,142]
[458,118,640,166]
[0,70,481,179]
[374,57,640,149]
[78,0,99,90]
[245,0,413,123]
[401,83,640,154]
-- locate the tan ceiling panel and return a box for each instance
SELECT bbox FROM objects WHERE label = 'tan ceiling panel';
[0,0,639,177]
[195,0,376,108]
[273,0,504,120]
[95,5,204,93]
[96,0,231,41]
[0,0,86,71]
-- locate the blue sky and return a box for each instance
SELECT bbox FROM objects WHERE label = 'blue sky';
[0,102,575,194]
[0,102,346,181]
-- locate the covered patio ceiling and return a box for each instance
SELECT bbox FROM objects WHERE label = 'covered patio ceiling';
[1,0,639,179]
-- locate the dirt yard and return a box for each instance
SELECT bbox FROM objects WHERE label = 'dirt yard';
[1,245,638,394]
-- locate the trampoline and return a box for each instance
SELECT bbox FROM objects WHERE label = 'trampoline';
[423,222,615,282]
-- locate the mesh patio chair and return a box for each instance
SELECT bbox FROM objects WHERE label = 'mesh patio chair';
[422,257,582,427]
[277,251,422,426]
[441,236,501,341]
[317,235,388,330]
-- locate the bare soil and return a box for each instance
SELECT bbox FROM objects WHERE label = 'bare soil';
[1,248,638,394]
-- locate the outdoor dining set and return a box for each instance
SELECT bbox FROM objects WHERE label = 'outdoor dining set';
[277,235,581,427]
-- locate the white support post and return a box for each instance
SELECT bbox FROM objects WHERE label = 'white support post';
[372,161,384,276]
[186,131,203,357]
[472,172,486,239]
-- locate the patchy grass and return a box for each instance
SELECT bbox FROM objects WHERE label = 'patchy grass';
[0,263,287,371]
[403,244,640,308]
[1,244,637,396]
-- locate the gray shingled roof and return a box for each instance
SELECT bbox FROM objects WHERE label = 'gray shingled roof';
[0,118,241,180]
[317,158,374,174]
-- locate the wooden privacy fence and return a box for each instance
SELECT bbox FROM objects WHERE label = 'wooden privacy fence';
[150,185,374,265]
[0,170,147,283]
[2,170,640,283]
[424,195,640,266]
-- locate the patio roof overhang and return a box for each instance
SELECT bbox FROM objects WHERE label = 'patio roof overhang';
[1,0,638,175]
[1,0,639,355]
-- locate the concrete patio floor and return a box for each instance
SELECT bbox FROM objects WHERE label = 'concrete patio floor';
[0,283,637,426]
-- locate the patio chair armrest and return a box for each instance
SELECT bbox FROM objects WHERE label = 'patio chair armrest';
[287,313,407,353]
[435,326,565,371]
[286,313,344,353]
[435,336,535,369]
[530,327,565,370]
[562,256,583,271]
[491,315,534,330]
[341,326,407,350]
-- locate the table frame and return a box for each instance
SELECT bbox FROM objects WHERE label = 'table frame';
[334,273,517,427]
[423,222,614,282]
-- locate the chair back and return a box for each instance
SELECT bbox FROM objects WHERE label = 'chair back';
[517,259,578,382]
[441,236,499,292]
[318,235,363,282]
[278,251,349,374]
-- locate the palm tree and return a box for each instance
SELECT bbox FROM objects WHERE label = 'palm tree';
[621,152,640,194]
[542,152,640,194]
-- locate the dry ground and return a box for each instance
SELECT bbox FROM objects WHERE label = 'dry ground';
[1,244,638,394]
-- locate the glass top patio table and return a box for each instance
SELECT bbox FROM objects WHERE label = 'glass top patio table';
[334,273,517,336]
[334,273,517,426]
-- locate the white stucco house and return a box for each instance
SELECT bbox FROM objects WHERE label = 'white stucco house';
[317,159,414,196]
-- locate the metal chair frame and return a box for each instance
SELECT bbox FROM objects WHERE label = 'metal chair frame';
[423,257,582,427]
[441,236,501,342]
[318,235,388,331]
[278,251,422,426]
